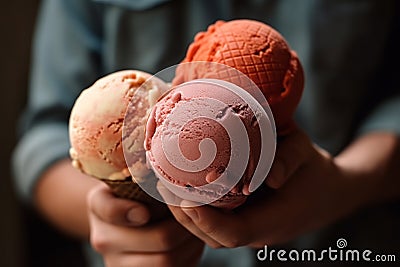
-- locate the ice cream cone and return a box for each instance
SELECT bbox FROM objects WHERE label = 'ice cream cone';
[101,177,170,221]
[101,178,150,201]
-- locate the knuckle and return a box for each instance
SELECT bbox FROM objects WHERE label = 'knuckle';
[90,231,110,254]
[200,222,219,237]
[175,212,193,226]
[224,237,244,248]
[86,187,97,208]
[208,242,223,249]
[250,240,266,248]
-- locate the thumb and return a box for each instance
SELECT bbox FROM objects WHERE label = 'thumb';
[87,183,150,227]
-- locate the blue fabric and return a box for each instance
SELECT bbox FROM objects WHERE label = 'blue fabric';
[94,0,170,10]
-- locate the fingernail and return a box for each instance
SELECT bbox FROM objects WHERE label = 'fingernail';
[182,207,198,221]
[126,208,146,226]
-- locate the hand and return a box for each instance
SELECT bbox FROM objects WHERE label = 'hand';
[165,128,371,248]
[87,183,205,267]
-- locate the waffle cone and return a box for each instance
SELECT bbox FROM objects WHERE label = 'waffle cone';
[101,177,170,221]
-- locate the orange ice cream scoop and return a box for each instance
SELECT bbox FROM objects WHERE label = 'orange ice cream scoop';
[173,19,304,135]
[69,70,171,220]
[69,70,168,180]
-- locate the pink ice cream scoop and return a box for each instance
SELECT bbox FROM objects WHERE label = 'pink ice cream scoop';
[145,78,276,209]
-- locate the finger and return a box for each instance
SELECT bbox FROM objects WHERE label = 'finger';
[104,236,204,267]
[156,181,209,209]
[156,181,183,207]
[87,183,150,227]
[89,213,193,253]
[266,129,313,189]
[167,203,223,248]
[157,183,224,248]
[157,175,252,248]
[171,201,252,248]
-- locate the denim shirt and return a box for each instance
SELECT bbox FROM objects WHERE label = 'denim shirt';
[12,0,400,266]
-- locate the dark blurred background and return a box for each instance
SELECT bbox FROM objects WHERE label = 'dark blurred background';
[1,1,85,266]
